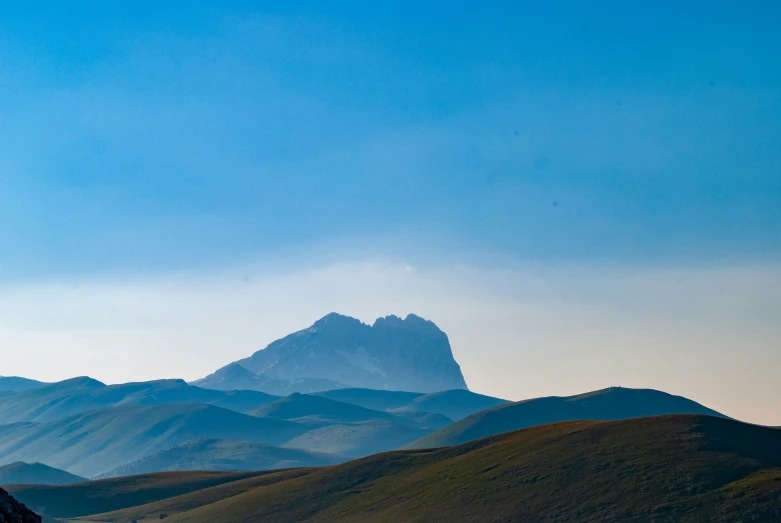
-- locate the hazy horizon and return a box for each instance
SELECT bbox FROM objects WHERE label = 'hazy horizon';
[2,2,780,426]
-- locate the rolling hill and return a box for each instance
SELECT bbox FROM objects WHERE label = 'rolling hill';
[251,393,413,426]
[99,439,345,478]
[313,388,509,421]
[404,386,728,449]
[5,470,285,519]
[0,462,86,485]
[0,377,279,425]
[0,403,308,478]
[20,415,781,522]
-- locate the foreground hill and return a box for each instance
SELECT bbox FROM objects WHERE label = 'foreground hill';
[0,462,86,486]
[0,404,307,478]
[0,376,46,393]
[6,470,286,519]
[99,439,345,478]
[31,415,781,522]
[0,487,41,523]
[0,377,278,425]
[314,388,508,421]
[404,386,727,449]
[196,313,468,394]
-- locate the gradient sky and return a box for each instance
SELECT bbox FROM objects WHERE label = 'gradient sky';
[1,2,780,424]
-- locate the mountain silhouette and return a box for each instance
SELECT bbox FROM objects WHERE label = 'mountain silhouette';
[195,313,468,394]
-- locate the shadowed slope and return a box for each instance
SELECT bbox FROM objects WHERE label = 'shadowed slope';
[404,386,727,449]
[0,462,86,486]
[67,415,781,523]
[0,377,47,393]
[5,470,275,519]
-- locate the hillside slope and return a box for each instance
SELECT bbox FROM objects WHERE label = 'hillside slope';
[0,487,41,523]
[404,386,727,449]
[65,415,781,523]
[0,462,86,486]
[99,439,345,478]
[5,470,281,519]
[0,404,307,477]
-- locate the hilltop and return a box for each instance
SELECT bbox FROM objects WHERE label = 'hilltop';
[0,462,86,486]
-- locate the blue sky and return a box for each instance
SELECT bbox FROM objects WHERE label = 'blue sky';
[1,2,780,423]
[2,1,779,278]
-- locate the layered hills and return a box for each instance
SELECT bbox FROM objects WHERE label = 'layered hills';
[404,386,727,449]
[195,313,468,394]
[10,415,781,523]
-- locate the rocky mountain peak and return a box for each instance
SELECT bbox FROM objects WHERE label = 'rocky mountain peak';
[197,313,468,394]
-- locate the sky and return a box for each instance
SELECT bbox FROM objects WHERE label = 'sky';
[1,2,780,424]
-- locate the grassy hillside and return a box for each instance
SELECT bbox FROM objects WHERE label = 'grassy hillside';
[6,470,280,519]
[62,415,781,522]
[0,462,86,485]
[283,421,428,457]
[99,439,346,478]
[0,378,278,425]
[404,386,727,449]
[0,404,307,477]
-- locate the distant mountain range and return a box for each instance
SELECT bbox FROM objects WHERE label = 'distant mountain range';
[0,377,278,425]
[194,313,468,394]
[10,415,781,522]
[0,462,85,486]
[404,386,727,449]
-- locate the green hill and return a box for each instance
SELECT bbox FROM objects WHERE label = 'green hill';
[0,377,278,425]
[43,415,781,522]
[0,403,307,477]
[99,439,345,478]
[0,462,86,485]
[404,386,727,449]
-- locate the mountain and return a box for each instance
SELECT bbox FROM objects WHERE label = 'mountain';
[0,487,41,523]
[0,377,279,425]
[0,462,86,486]
[404,386,728,449]
[314,388,508,421]
[99,439,346,478]
[194,363,347,396]
[195,313,468,395]
[0,377,47,393]
[0,403,308,478]
[25,415,781,523]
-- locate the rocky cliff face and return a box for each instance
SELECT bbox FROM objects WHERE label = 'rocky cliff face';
[0,488,41,523]
[196,313,468,394]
